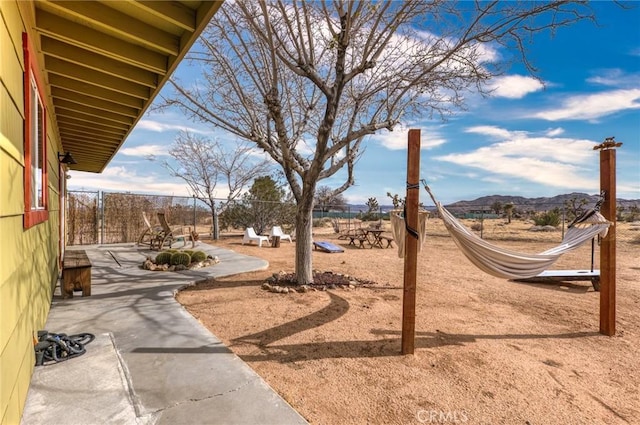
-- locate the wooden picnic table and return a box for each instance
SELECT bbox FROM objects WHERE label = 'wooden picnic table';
[363,229,385,248]
[344,228,394,249]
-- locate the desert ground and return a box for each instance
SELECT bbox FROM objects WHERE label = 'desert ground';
[177,218,640,425]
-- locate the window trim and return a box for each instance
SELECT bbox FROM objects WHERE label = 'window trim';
[23,32,49,228]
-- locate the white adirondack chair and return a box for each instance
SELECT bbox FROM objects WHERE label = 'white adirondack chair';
[268,226,292,243]
[242,227,269,247]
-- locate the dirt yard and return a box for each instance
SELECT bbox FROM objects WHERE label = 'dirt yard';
[177,219,640,425]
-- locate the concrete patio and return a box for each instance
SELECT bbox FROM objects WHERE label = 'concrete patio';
[21,242,308,425]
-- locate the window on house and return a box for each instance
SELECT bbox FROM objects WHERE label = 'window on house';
[23,32,48,228]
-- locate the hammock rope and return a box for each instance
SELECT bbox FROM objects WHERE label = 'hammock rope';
[404,181,422,240]
[390,209,429,258]
[420,181,610,279]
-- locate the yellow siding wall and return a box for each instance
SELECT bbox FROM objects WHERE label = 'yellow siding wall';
[1,2,61,424]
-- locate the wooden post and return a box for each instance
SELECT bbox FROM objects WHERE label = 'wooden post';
[402,129,421,354]
[595,137,620,336]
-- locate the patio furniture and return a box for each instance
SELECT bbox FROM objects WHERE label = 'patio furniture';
[137,211,163,248]
[378,235,394,248]
[242,227,269,247]
[267,226,292,243]
[363,228,385,248]
[155,212,195,250]
[62,250,92,298]
[347,229,369,248]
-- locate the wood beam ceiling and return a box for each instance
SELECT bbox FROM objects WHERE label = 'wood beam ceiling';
[33,0,223,173]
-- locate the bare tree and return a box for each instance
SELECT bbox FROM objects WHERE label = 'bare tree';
[157,131,271,238]
[160,1,594,284]
[315,186,347,212]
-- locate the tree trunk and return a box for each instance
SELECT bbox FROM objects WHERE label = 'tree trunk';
[213,209,220,240]
[294,198,314,285]
[211,204,219,240]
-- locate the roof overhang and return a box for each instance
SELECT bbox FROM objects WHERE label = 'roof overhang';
[32,0,222,172]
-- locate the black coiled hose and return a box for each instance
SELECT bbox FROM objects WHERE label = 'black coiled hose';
[34,331,95,366]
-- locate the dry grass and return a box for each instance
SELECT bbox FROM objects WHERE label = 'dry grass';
[178,219,640,425]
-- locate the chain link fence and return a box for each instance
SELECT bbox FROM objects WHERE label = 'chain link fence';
[67,191,212,245]
[66,190,640,246]
[66,190,299,245]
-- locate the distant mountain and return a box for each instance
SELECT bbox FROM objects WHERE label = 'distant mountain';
[445,192,639,213]
[344,192,639,214]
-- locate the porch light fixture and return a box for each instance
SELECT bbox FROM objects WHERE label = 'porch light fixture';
[58,152,77,165]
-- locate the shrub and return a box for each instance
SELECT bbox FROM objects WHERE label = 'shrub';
[312,217,332,227]
[170,252,191,266]
[191,251,207,263]
[155,252,172,265]
[533,211,561,227]
[182,250,195,257]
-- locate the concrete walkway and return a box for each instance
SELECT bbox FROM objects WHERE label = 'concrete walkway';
[21,243,308,425]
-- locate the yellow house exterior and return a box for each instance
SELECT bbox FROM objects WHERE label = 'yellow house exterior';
[0,2,221,423]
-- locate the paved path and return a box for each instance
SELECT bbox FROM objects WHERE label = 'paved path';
[22,243,307,425]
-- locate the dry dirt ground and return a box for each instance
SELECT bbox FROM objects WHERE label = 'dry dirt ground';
[177,220,640,425]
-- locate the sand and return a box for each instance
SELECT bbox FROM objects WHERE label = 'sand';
[177,219,640,425]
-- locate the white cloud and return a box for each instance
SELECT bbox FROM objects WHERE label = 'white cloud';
[136,119,208,134]
[67,167,227,197]
[119,144,170,157]
[488,75,544,99]
[545,127,564,137]
[435,127,599,191]
[587,69,640,88]
[370,128,446,151]
[586,69,624,87]
[532,89,640,121]
[465,126,513,139]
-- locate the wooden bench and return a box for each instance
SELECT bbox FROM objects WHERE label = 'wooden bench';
[62,250,92,298]
[347,234,368,248]
[378,235,394,248]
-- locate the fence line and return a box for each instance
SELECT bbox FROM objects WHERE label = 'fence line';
[66,190,639,246]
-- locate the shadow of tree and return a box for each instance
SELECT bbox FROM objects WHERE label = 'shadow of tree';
[233,292,350,346]
[236,325,599,362]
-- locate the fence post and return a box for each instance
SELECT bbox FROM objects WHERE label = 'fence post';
[99,191,104,245]
[596,137,620,336]
[193,195,196,232]
[401,128,420,355]
[561,206,566,240]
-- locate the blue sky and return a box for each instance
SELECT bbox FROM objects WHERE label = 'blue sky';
[69,3,640,206]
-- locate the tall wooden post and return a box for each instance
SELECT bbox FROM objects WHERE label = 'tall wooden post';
[595,137,621,336]
[402,129,421,354]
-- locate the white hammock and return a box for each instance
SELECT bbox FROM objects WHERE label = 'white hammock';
[425,186,610,279]
[390,210,429,258]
